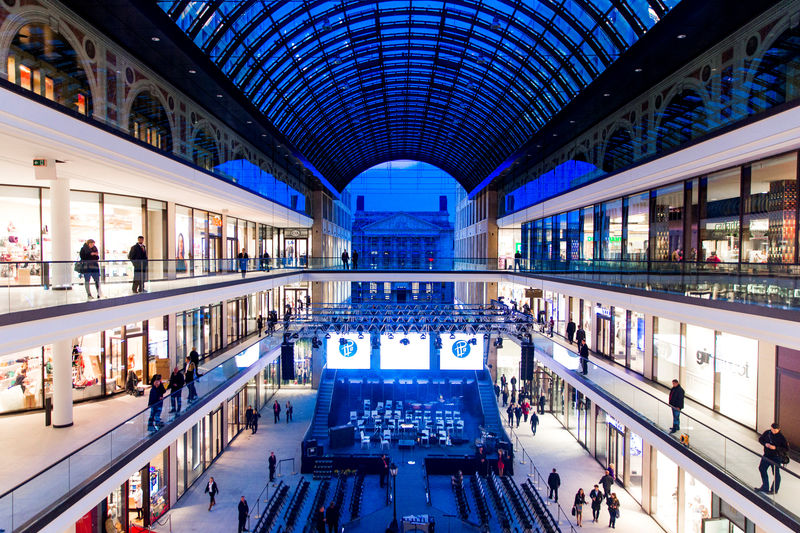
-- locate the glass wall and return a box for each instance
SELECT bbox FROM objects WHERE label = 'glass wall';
[700,168,741,263]
[652,451,679,533]
[744,153,797,263]
[653,317,683,386]
[684,471,712,533]
[626,192,649,261]
[684,324,715,409]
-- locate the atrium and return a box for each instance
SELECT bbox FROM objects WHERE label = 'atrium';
[0,1,797,532]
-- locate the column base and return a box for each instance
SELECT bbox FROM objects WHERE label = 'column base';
[51,286,73,291]
[53,421,74,428]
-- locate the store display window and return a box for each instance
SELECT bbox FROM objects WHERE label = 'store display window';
[684,324,715,408]
[629,312,645,375]
[149,450,169,522]
[0,347,44,413]
[612,307,627,366]
[148,316,170,383]
[104,485,126,533]
[683,471,712,533]
[69,191,103,265]
[600,199,623,260]
[71,333,103,401]
[128,468,146,528]
[652,450,678,533]
[103,194,144,281]
[716,332,758,428]
[700,168,740,263]
[0,186,42,285]
[193,210,209,275]
[651,183,685,262]
[653,318,683,386]
[744,154,797,264]
[581,206,594,260]
[175,205,192,274]
[581,300,592,350]
[629,432,643,504]
[625,192,650,261]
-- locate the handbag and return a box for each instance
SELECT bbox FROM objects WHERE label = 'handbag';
[616,509,620,518]
[571,506,576,516]
[74,261,85,274]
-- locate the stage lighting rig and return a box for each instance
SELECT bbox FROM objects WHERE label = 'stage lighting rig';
[339,337,349,346]
[494,337,503,348]
[311,337,321,349]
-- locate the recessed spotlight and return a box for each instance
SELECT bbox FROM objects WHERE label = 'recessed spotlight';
[552,133,558,137]
[677,34,687,39]
[216,94,223,98]
[188,69,197,74]
[569,120,575,124]
[634,67,643,72]
[261,134,267,137]
[246,120,252,124]
[151,36,160,42]
[603,93,611,97]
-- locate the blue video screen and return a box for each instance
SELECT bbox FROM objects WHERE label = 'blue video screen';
[380,333,430,370]
[326,334,371,369]
[440,334,484,370]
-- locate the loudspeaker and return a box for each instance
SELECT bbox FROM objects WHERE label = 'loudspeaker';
[520,343,534,381]
[281,343,295,380]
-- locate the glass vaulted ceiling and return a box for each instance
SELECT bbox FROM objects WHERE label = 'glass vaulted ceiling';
[158,0,681,192]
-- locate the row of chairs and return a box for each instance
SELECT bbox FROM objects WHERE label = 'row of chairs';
[349,470,365,520]
[500,475,534,531]
[283,478,310,532]
[451,471,470,521]
[486,472,512,532]
[253,481,287,533]
[304,480,330,532]
[470,475,491,528]
[522,479,560,533]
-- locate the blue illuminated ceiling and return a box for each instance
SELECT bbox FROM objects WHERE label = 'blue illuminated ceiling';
[157,0,681,192]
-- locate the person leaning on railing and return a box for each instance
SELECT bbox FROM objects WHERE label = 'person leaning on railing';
[755,423,790,495]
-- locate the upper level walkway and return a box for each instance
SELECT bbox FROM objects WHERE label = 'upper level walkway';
[504,307,800,532]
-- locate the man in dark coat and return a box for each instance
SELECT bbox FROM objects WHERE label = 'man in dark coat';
[756,423,789,494]
[326,502,340,533]
[599,469,614,499]
[273,399,281,423]
[79,238,101,299]
[579,339,589,375]
[167,366,185,414]
[547,468,561,502]
[589,484,603,523]
[530,411,539,435]
[245,405,254,430]
[341,249,349,269]
[127,236,148,293]
[148,374,166,431]
[538,394,546,414]
[314,505,326,533]
[566,318,576,344]
[268,451,277,482]
[237,496,249,533]
[257,315,264,336]
[668,379,685,433]
[575,326,586,345]
[379,454,390,487]
[351,249,359,270]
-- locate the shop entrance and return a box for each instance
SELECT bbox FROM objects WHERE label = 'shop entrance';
[284,288,309,315]
[607,421,626,487]
[284,238,307,266]
[596,313,612,356]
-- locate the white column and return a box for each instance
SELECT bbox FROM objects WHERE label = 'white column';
[49,177,72,288]
[52,338,73,427]
[643,313,655,380]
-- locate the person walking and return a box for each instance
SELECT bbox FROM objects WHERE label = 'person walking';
[573,488,586,527]
[607,492,620,528]
[314,505,326,533]
[589,485,603,523]
[566,317,576,344]
[326,502,339,533]
[189,347,202,377]
[501,388,509,407]
[548,316,555,337]
[497,450,505,477]
[494,384,501,401]
[522,399,530,423]
[262,251,271,271]
[476,446,488,477]
[599,469,614,499]
[575,326,586,345]
[538,393,546,414]
[668,379,685,434]
[285,400,293,423]
[267,310,277,336]
[579,339,589,375]
[530,411,539,435]
[506,403,514,427]
[500,374,507,389]
[245,405,254,431]
[167,366,185,414]
[237,248,249,278]
[79,238,102,299]
[755,422,789,494]
[341,249,349,269]
[547,468,561,502]
[147,374,166,432]
[273,399,281,423]
[514,403,522,428]
[251,407,260,434]
[380,454,390,487]
[185,356,198,403]
[513,250,521,270]
[204,477,219,511]
[351,249,359,270]
[237,496,249,533]
[257,315,264,336]
[128,235,148,293]
[268,451,277,482]
[510,376,517,391]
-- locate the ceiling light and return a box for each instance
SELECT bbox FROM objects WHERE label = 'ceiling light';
[677,34,687,39]
[188,69,197,74]
[246,120,252,124]
[569,120,575,124]
[634,68,643,72]
[603,93,611,97]
[151,37,160,42]
[216,94,223,98]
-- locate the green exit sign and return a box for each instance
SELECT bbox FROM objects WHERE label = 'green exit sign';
[33,159,47,166]
[515,242,522,253]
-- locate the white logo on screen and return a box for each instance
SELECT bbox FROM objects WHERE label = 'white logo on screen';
[339,339,357,358]
[452,339,470,358]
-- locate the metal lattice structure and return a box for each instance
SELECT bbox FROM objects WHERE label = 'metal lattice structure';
[157,0,681,192]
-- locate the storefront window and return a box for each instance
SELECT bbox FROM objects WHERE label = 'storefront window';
[70,191,102,264]
[0,347,44,412]
[684,471,712,533]
[629,312,645,374]
[653,318,683,386]
[612,307,627,365]
[146,200,167,279]
[744,154,797,263]
[684,324,715,408]
[72,332,103,401]
[0,186,42,285]
[626,192,649,261]
[700,168,740,263]
[581,206,594,260]
[716,332,758,428]
[175,205,191,274]
[651,183,685,262]
[595,408,608,466]
[148,316,169,382]
[653,450,678,533]
[600,199,623,260]
[104,485,126,533]
[193,210,209,275]
[149,449,169,522]
[104,194,144,282]
[582,300,592,350]
[629,432,643,504]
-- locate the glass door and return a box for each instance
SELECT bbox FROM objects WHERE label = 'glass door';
[596,315,612,356]
[607,423,626,487]
[105,330,125,393]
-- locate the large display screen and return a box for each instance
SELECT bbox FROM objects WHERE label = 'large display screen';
[326,334,371,369]
[440,334,484,370]
[380,333,430,370]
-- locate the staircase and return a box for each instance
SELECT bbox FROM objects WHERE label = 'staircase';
[476,370,503,437]
[311,369,336,440]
